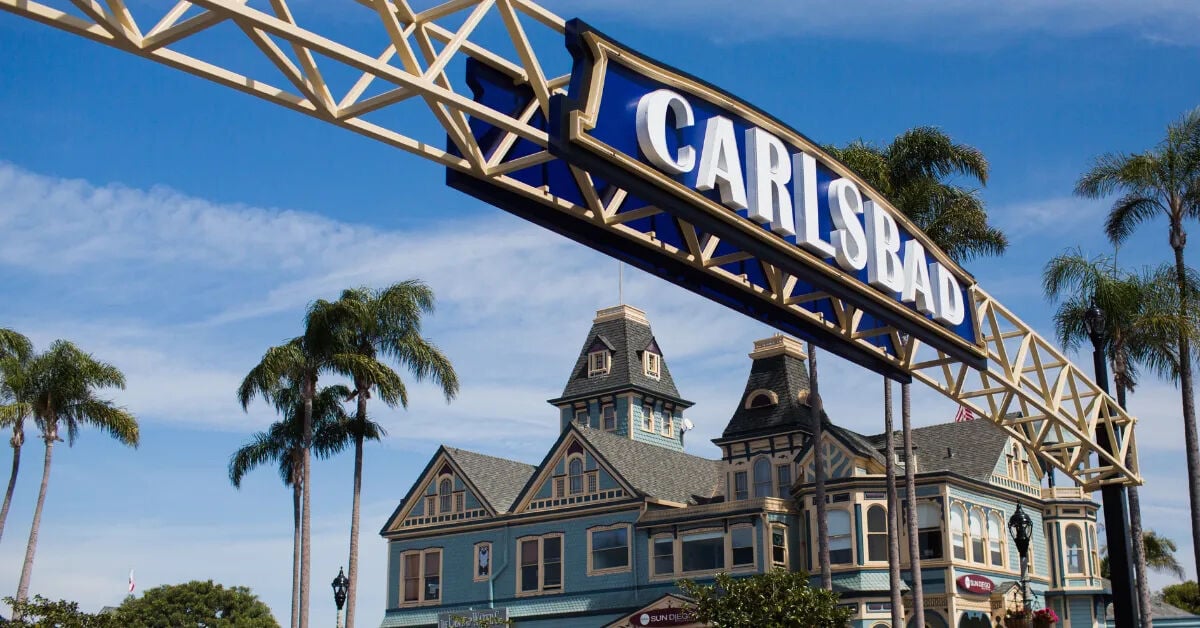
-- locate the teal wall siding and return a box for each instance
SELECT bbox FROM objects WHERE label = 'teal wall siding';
[947,486,1049,579]
[629,396,684,451]
[1068,596,1094,628]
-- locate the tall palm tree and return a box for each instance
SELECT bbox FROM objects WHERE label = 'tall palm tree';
[1078,108,1200,577]
[238,331,331,628]
[883,380,903,627]
[230,383,359,628]
[0,328,32,543]
[13,341,138,613]
[314,281,458,628]
[831,128,1008,626]
[1103,531,1189,582]
[1043,251,1193,627]
[807,342,831,590]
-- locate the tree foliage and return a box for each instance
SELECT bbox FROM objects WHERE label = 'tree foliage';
[1162,581,1200,615]
[3,595,122,627]
[112,580,279,627]
[677,570,853,627]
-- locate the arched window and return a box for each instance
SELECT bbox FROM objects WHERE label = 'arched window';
[1066,524,1084,574]
[568,457,584,495]
[987,512,1004,567]
[745,389,779,409]
[1090,526,1101,576]
[752,458,772,498]
[968,509,985,563]
[917,502,944,560]
[867,505,888,562]
[439,478,452,514]
[829,510,852,564]
[950,505,966,560]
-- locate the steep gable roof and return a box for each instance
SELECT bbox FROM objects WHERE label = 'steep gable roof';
[717,336,822,442]
[552,305,689,405]
[577,426,721,504]
[444,447,537,513]
[905,419,1014,481]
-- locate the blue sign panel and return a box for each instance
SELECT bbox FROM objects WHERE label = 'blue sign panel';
[448,20,985,378]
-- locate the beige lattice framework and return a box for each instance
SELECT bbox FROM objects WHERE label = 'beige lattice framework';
[0,0,1139,489]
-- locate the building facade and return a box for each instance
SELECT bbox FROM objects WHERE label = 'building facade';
[379,305,1127,628]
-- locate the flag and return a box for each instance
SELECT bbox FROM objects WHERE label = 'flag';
[954,405,976,422]
[128,569,135,594]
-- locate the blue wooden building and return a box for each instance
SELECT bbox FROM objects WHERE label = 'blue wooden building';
[379,305,1182,628]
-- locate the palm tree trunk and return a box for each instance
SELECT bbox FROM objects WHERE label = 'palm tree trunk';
[1116,382,1153,628]
[902,383,924,628]
[14,433,53,616]
[883,379,903,626]
[1171,240,1200,579]
[808,343,831,590]
[0,433,22,543]
[292,482,301,628]
[345,391,367,628]
[300,376,314,628]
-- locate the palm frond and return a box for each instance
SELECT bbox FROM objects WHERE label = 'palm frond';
[0,329,32,363]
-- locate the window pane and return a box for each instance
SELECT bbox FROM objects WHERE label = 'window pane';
[569,459,583,495]
[424,551,440,600]
[403,554,421,602]
[776,465,791,498]
[734,472,748,501]
[592,528,629,570]
[732,527,754,566]
[753,458,771,498]
[681,533,725,572]
[602,405,616,430]
[829,510,852,564]
[544,537,562,588]
[520,540,539,591]
[772,528,787,565]
[867,506,887,533]
[917,503,941,528]
[653,538,674,575]
[919,530,944,560]
[1066,526,1083,573]
[868,534,887,562]
[969,511,984,563]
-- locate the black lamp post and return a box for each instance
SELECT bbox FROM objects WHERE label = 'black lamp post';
[332,567,349,628]
[1083,303,1139,627]
[1008,503,1033,614]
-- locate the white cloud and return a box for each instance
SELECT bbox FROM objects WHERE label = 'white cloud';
[991,196,1108,238]
[549,0,1200,46]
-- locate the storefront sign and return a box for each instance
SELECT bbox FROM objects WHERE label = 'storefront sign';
[634,607,698,627]
[957,574,996,595]
[437,609,508,628]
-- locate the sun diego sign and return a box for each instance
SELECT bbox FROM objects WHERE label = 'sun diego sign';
[450,19,986,375]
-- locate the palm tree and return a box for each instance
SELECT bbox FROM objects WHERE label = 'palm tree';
[1043,251,1195,626]
[230,383,359,628]
[882,380,903,627]
[807,342,831,590]
[314,281,458,628]
[13,340,138,613]
[1078,108,1200,577]
[0,328,32,543]
[1103,531,1188,582]
[831,128,1008,626]
[238,332,330,628]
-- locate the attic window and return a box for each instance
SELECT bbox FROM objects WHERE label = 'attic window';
[744,389,779,409]
[588,350,611,377]
[644,351,661,379]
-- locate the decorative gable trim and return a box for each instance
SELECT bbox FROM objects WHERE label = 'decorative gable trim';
[511,425,637,514]
[380,447,497,533]
[795,433,876,480]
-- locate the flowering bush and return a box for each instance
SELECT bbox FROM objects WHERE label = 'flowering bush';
[1033,608,1059,624]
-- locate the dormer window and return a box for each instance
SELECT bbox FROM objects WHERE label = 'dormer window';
[644,351,661,379]
[588,350,610,377]
[744,389,779,409]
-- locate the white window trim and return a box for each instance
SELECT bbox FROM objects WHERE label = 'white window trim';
[587,523,632,576]
[601,403,617,431]
[729,523,757,570]
[588,350,611,377]
[644,352,662,380]
[660,407,674,437]
[473,542,492,583]
[950,503,967,561]
[438,477,453,515]
[398,548,442,607]
[574,407,589,426]
[566,454,585,496]
[769,523,789,568]
[649,533,675,579]
[516,533,564,597]
[1065,523,1086,575]
[828,508,854,565]
[866,504,888,563]
[640,404,655,433]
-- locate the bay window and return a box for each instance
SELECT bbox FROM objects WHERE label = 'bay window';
[829,509,852,564]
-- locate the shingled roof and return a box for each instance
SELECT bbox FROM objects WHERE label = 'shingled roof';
[860,418,1013,481]
[445,447,537,513]
[551,305,689,406]
[717,336,823,442]
[576,426,721,504]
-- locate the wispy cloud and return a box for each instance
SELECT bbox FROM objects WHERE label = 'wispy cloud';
[550,0,1200,46]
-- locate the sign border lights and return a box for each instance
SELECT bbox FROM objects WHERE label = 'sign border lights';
[548,19,986,370]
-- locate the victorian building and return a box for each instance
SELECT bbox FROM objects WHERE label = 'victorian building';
[378,305,1159,628]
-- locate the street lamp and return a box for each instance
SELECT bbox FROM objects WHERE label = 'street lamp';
[1081,301,1139,627]
[332,567,349,628]
[1008,503,1033,613]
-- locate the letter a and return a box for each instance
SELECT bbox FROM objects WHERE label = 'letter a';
[696,116,748,210]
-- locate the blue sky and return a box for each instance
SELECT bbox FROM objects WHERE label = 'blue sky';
[1,1,1199,625]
